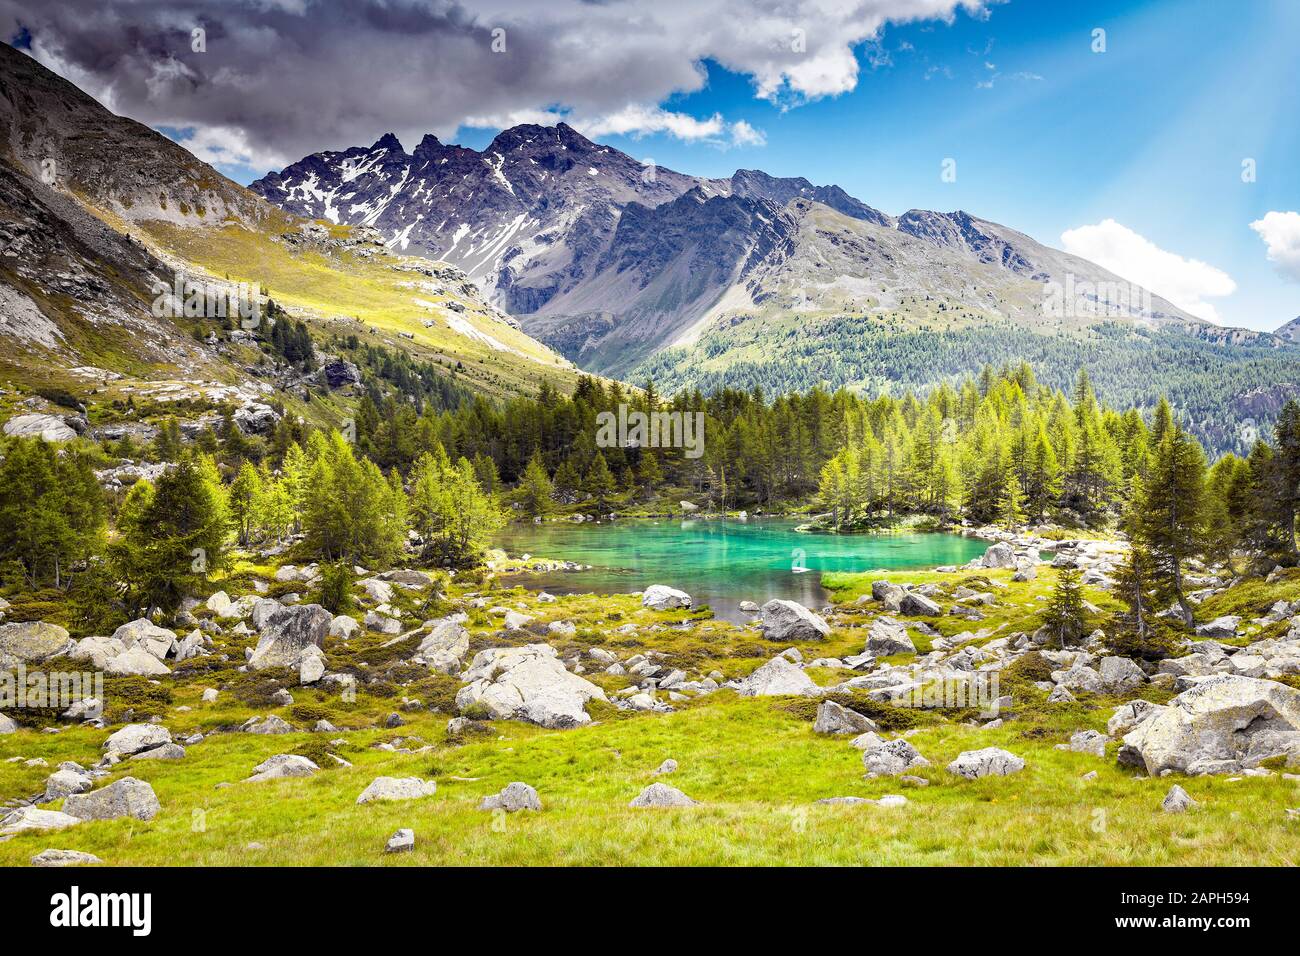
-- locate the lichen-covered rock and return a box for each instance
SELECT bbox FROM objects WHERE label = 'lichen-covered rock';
[455,644,607,729]
[629,783,696,808]
[735,655,820,697]
[110,619,177,660]
[0,620,73,664]
[1162,784,1196,813]
[31,849,102,867]
[478,782,542,812]
[249,603,331,670]
[1121,675,1300,776]
[62,777,160,821]
[642,585,692,611]
[862,739,930,777]
[864,617,915,656]
[1099,656,1147,693]
[899,592,941,617]
[356,776,437,804]
[813,700,878,735]
[0,807,81,837]
[759,599,830,642]
[946,747,1026,779]
[247,754,320,782]
[414,618,470,674]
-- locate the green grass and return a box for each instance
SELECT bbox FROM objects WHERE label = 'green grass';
[3,693,1297,866]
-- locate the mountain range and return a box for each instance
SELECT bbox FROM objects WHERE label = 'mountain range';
[250,121,1300,453]
[1,38,1298,457]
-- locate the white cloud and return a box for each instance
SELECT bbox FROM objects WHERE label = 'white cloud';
[1250,211,1300,282]
[169,124,289,171]
[1060,219,1237,322]
[1,0,985,165]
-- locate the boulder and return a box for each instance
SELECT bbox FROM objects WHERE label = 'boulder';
[813,700,878,735]
[642,585,692,611]
[759,599,830,642]
[0,713,16,734]
[104,724,172,756]
[357,577,395,605]
[455,644,606,728]
[414,619,471,675]
[62,777,160,821]
[629,783,696,808]
[110,619,176,660]
[1068,730,1108,757]
[1053,663,1104,694]
[735,656,820,697]
[502,610,534,631]
[862,739,930,777]
[946,747,1026,779]
[1162,784,1196,813]
[385,828,415,853]
[981,542,1016,569]
[0,620,73,663]
[328,615,360,640]
[249,604,331,670]
[356,776,438,804]
[299,649,326,685]
[247,754,320,782]
[31,849,102,867]
[104,646,170,676]
[2,413,77,442]
[899,592,941,617]
[478,782,542,812]
[0,807,81,837]
[43,768,93,801]
[1195,616,1240,638]
[864,617,915,656]
[1099,656,1147,693]
[68,636,125,670]
[1121,675,1300,776]
[364,610,403,634]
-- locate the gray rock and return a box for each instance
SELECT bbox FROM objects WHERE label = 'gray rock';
[3,412,77,442]
[1162,784,1196,813]
[653,758,678,775]
[899,592,942,617]
[862,739,930,777]
[0,807,81,836]
[1068,730,1108,757]
[813,700,878,735]
[385,828,415,853]
[1121,675,1300,776]
[62,777,160,821]
[414,618,470,675]
[247,754,320,782]
[946,747,1026,779]
[642,585,692,611]
[864,617,915,656]
[1107,699,1167,737]
[104,646,171,676]
[1195,616,1240,638]
[249,603,331,670]
[356,776,437,804]
[131,743,186,761]
[455,644,606,728]
[245,714,294,735]
[981,542,1016,569]
[478,782,542,812]
[1099,656,1147,693]
[629,782,696,808]
[31,849,102,867]
[0,713,18,734]
[104,723,172,756]
[43,768,94,801]
[759,599,830,642]
[735,656,820,697]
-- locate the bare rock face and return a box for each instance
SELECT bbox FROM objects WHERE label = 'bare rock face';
[62,777,160,821]
[249,604,331,670]
[455,644,607,728]
[759,599,830,642]
[2,413,77,442]
[1121,675,1300,776]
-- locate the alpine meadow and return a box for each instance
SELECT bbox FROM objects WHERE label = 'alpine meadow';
[0,0,1299,925]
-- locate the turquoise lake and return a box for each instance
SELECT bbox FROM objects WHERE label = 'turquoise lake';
[494,517,987,623]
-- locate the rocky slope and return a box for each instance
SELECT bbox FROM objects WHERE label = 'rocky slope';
[0,42,580,434]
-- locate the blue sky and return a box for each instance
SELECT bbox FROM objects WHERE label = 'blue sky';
[16,0,1296,330]
[441,0,1292,332]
